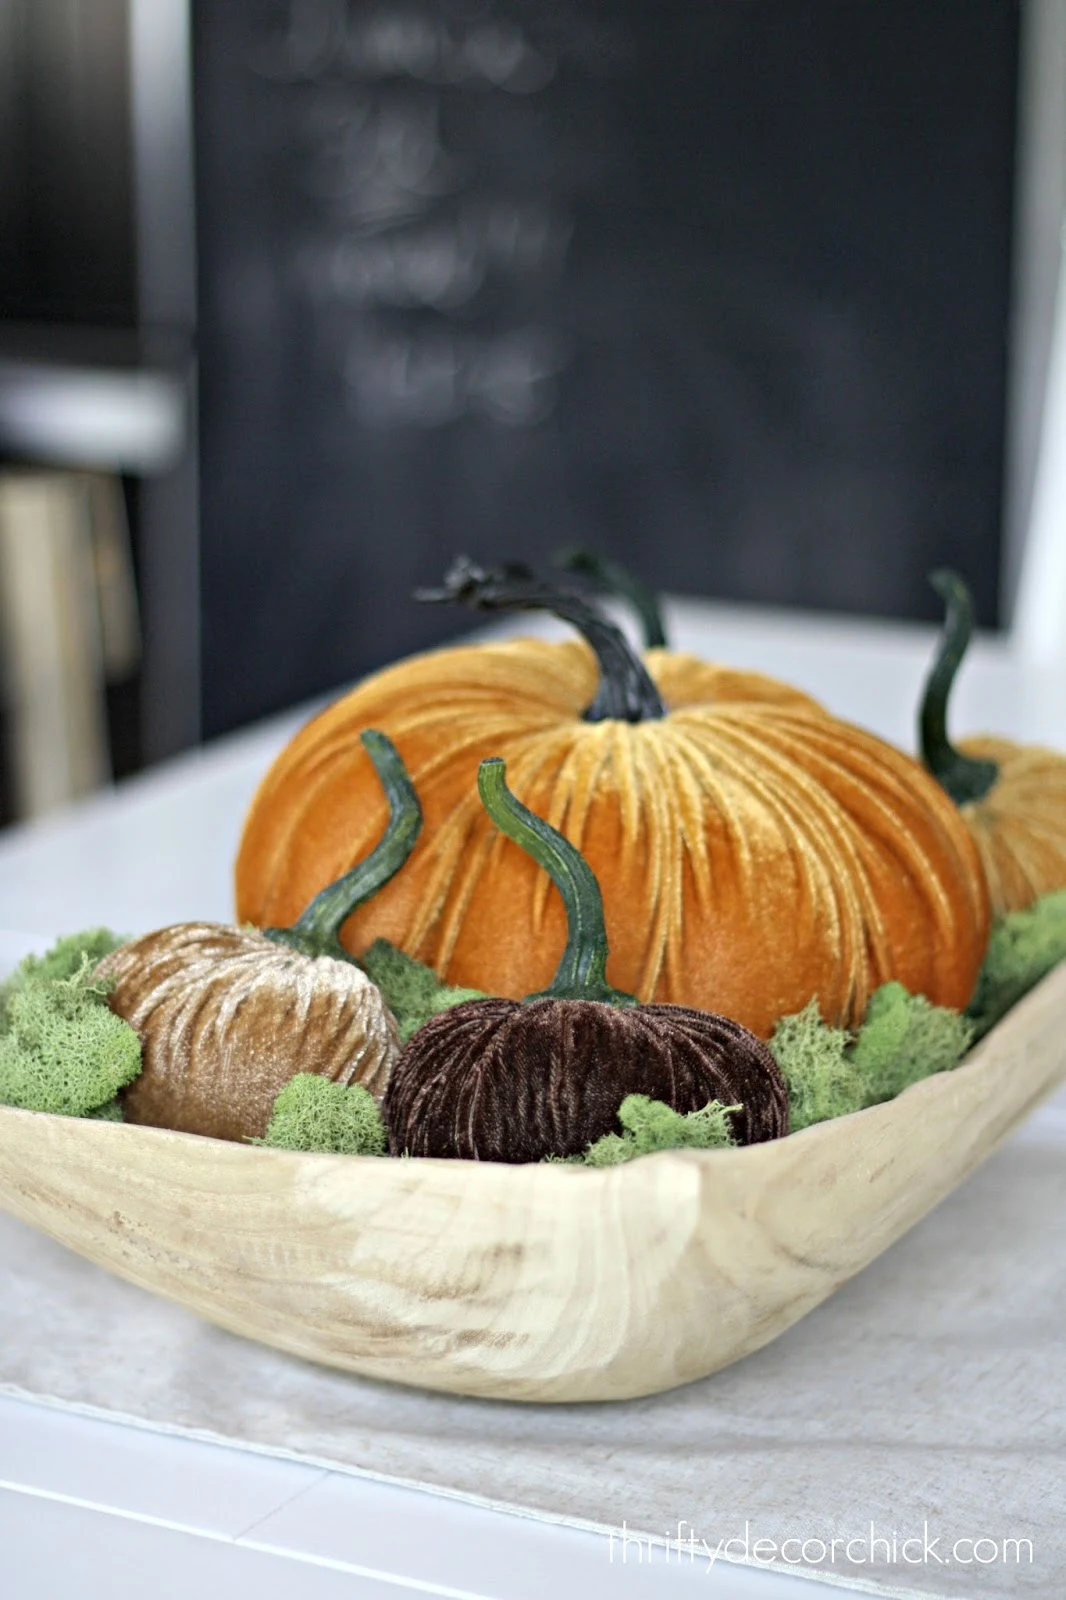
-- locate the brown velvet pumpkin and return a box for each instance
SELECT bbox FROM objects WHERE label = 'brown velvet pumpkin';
[384,758,788,1162]
[921,570,1066,916]
[101,732,419,1142]
[236,561,990,1037]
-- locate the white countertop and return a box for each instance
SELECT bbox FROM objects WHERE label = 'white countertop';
[1,595,1061,1600]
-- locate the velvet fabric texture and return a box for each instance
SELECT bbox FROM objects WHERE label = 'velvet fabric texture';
[955,735,1066,915]
[235,638,991,1037]
[97,924,399,1142]
[383,996,788,1162]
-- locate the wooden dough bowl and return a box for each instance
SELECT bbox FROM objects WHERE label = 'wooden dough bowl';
[1,963,1064,1404]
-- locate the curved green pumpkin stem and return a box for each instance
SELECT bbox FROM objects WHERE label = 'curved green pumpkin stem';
[418,557,667,724]
[477,757,637,1007]
[553,548,668,649]
[264,730,422,963]
[919,570,999,805]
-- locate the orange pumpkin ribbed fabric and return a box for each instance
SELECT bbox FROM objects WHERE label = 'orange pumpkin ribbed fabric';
[955,734,1066,915]
[235,639,990,1037]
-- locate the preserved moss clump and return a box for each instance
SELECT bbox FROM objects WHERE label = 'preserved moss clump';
[772,983,973,1133]
[769,1002,856,1132]
[0,928,125,1028]
[802,890,1066,1117]
[851,983,974,1103]
[967,889,1066,1040]
[0,945,140,1118]
[580,1094,739,1166]
[360,939,485,1042]
[87,1098,125,1122]
[259,1074,386,1156]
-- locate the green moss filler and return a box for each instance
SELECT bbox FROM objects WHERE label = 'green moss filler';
[0,928,125,1033]
[12,892,1066,1152]
[968,889,1066,1040]
[86,1098,125,1122]
[360,938,485,1041]
[772,983,974,1133]
[580,1093,739,1167]
[260,1074,387,1156]
[855,983,973,1102]
[0,951,140,1118]
[769,1001,859,1132]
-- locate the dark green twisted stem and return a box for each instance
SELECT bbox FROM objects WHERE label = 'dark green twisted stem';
[477,757,637,1006]
[264,730,422,963]
[553,548,668,649]
[919,570,999,805]
[418,557,667,724]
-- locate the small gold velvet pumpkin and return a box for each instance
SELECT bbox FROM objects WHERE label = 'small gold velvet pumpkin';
[921,570,1066,916]
[236,562,990,1038]
[102,923,400,1142]
[102,731,420,1142]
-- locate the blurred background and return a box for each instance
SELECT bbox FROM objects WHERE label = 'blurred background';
[0,0,1062,826]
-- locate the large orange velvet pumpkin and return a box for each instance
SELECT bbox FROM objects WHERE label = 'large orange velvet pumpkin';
[236,564,990,1037]
[921,569,1066,915]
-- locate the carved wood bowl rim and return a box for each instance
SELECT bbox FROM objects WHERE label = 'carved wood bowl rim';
[0,962,1064,1403]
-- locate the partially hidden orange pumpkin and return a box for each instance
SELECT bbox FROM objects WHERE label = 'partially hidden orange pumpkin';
[921,569,1066,915]
[236,562,990,1038]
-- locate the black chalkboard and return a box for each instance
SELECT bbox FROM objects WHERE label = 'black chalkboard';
[195,0,1019,737]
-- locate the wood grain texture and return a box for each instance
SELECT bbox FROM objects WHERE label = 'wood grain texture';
[1,963,1064,1404]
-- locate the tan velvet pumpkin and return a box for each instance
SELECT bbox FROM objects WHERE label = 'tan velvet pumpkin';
[102,731,419,1141]
[921,570,1066,915]
[236,563,990,1037]
[100,923,399,1142]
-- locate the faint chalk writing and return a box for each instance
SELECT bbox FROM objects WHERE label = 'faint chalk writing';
[344,10,555,91]
[256,0,554,92]
[250,1,629,426]
[298,202,570,309]
[302,93,463,225]
[345,324,568,424]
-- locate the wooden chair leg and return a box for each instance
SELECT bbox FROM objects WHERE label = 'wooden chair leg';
[83,471,142,686]
[0,471,112,819]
